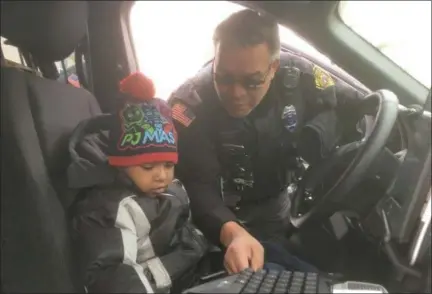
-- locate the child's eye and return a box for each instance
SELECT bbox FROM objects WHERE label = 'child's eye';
[142,164,154,170]
[164,162,175,168]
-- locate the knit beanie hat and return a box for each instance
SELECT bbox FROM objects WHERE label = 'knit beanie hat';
[107,72,178,166]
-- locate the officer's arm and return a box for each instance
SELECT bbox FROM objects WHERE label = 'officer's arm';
[334,78,367,125]
[299,65,366,165]
[298,65,342,165]
[172,110,238,246]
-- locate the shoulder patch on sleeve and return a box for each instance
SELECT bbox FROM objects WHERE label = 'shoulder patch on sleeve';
[312,65,335,90]
[172,102,196,127]
[170,80,202,107]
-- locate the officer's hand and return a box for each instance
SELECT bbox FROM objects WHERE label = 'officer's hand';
[223,230,264,274]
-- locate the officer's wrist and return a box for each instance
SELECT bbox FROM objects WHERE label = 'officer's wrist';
[220,221,247,247]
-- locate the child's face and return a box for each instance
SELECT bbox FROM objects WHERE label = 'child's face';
[124,162,175,195]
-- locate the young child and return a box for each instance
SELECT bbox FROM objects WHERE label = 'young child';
[68,72,209,293]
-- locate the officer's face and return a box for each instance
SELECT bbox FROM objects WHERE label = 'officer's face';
[213,42,279,118]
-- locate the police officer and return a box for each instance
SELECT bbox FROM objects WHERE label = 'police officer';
[168,10,363,274]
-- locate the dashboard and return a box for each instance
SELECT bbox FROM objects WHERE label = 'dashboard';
[347,107,431,290]
[362,110,430,242]
[317,106,431,291]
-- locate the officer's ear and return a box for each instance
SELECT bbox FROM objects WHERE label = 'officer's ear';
[270,58,280,80]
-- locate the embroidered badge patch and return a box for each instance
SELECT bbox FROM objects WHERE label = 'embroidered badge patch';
[171,103,196,127]
[313,65,335,90]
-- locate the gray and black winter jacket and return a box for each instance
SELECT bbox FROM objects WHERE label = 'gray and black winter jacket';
[67,115,209,293]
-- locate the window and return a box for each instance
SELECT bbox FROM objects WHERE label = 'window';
[130,1,332,100]
[1,36,30,68]
[2,36,85,89]
[1,36,43,77]
[1,36,23,64]
[339,1,431,89]
[55,54,81,88]
[2,36,80,85]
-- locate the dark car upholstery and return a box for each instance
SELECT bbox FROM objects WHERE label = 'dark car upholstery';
[1,1,102,292]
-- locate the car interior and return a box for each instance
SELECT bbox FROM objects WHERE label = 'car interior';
[1,1,430,293]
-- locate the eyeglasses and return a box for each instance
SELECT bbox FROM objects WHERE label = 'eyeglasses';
[213,64,272,90]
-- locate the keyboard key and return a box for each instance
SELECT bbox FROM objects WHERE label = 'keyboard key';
[240,270,253,277]
[274,286,287,293]
[304,285,317,293]
[279,272,292,282]
[252,271,265,278]
[265,277,276,283]
[246,283,259,290]
[307,273,318,278]
[259,287,273,293]
[260,283,273,288]
[256,269,266,275]
[236,277,250,284]
[293,272,305,281]
[251,277,264,284]
[290,283,302,290]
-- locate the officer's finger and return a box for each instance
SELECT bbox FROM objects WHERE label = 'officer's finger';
[224,250,240,274]
[223,260,233,275]
[226,248,249,274]
[235,252,250,273]
[250,243,264,271]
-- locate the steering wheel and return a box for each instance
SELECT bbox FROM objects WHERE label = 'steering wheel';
[290,90,400,228]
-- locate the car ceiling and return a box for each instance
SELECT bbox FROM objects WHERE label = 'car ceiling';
[236,1,428,107]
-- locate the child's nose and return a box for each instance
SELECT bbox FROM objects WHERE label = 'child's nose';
[155,166,167,181]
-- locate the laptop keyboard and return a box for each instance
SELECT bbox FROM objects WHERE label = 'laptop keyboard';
[234,268,319,293]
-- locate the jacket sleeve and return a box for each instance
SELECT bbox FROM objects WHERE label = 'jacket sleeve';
[297,64,342,165]
[72,207,154,293]
[297,63,365,165]
[334,77,367,124]
[158,223,208,282]
[171,102,237,246]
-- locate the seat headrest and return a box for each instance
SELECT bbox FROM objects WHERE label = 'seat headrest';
[1,1,88,62]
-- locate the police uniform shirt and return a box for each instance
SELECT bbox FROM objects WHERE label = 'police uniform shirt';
[169,55,363,245]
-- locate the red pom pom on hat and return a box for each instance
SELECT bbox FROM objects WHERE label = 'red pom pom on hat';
[119,72,155,101]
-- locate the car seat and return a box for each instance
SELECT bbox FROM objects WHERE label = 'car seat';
[1,1,101,292]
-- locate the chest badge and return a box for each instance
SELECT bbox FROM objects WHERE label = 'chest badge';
[282,105,297,132]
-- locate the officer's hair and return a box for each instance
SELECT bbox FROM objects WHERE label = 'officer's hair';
[213,9,281,61]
